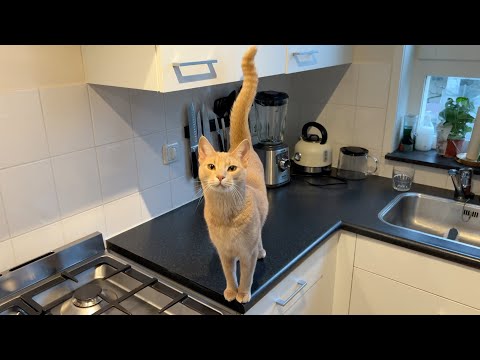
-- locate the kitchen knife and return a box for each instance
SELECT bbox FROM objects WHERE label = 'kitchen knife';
[188,103,199,178]
[214,117,225,152]
[221,117,229,151]
[201,103,214,144]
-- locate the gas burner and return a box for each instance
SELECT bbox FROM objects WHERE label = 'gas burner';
[72,284,102,308]
[60,282,118,315]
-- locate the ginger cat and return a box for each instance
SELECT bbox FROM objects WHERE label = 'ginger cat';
[197,46,268,304]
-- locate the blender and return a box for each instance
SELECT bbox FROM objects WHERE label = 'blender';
[253,90,291,188]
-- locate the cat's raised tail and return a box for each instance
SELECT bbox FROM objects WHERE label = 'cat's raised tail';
[229,46,258,151]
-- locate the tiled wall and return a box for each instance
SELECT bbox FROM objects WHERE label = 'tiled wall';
[300,49,480,195]
[0,75,294,272]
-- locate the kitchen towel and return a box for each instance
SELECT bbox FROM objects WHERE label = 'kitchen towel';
[466,107,480,161]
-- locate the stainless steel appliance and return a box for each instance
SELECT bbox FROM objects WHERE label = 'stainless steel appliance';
[336,146,378,180]
[292,122,332,175]
[253,91,291,188]
[0,233,237,315]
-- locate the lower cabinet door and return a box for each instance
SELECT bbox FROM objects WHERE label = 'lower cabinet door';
[246,234,337,315]
[349,267,480,315]
[284,275,332,315]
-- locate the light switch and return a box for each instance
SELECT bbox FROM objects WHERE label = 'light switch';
[163,142,178,164]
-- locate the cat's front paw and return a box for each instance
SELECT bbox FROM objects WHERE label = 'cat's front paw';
[236,291,251,303]
[224,288,237,302]
[258,249,266,259]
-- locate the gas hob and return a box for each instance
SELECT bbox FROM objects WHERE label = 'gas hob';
[0,233,237,315]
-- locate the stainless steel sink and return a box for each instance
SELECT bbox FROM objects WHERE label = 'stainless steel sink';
[378,192,480,247]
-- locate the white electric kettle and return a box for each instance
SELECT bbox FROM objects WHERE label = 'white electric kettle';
[293,122,332,174]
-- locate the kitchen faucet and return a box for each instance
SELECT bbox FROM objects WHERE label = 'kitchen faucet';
[448,167,475,201]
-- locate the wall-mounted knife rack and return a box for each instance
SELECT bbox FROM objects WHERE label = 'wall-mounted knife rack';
[184,117,230,139]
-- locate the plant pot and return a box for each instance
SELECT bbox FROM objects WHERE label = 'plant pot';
[444,138,467,158]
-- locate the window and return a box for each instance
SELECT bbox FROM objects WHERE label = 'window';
[419,75,480,140]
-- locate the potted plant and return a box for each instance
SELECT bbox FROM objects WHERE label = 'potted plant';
[437,96,475,158]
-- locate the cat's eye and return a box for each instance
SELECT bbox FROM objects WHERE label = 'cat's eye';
[207,164,215,170]
[227,165,237,172]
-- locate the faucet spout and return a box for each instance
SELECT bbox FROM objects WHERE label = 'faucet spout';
[449,167,474,201]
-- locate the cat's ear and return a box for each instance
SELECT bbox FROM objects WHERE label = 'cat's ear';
[231,139,250,166]
[198,136,216,163]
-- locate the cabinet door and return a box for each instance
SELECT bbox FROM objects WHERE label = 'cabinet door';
[157,45,242,92]
[286,45,352,74]
[82,45,159,91]
[350,267,480,315]
[355,235,480,310]
[246,233,337,315]
[285,243,337,315]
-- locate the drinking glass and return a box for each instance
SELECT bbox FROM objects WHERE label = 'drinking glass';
[392,166,415,191]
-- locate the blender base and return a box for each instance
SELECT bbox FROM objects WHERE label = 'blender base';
[253,143,291,188]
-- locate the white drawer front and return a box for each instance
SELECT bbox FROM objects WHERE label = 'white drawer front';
[355,235,480,310]
[286,45,352,74]
[246,233,336,315]
[350,267,480,315]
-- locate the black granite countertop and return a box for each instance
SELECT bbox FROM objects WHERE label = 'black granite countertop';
[106,173,480,314]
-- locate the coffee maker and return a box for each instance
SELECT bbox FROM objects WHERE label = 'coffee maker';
[252,91,291,188]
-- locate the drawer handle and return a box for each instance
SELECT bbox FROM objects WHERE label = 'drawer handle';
[292,50,318,57]
[172,59,218,83]
[172,59,218,67]
[275,279,307,306]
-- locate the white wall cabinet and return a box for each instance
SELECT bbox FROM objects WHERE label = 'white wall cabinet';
[82,45,286,93]
[349,235,480,314]
[82,45,353,93]
[285,45,352,74]
[246,232,337,315]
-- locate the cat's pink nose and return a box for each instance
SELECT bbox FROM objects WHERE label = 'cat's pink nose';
[216,175,224,182]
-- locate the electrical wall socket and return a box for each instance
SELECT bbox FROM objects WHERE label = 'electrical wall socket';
[162,142,178,164]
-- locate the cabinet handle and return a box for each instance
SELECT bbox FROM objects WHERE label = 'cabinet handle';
[275,279,307,306]
[292,50,318,57]
[172,59,218,67]
[171,59,218,83]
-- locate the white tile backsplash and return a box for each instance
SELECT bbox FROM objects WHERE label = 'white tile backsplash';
[62,206,106,244]
[104,193,142,238]
[0,193,9,241]
[329,64,359,106]
[164,89,193,130]
[40,84,94,156]
[412,165,447,188]
[322,104,355,145]
[356,63,391,108]
[88,85,133,146]
[0,89,49,169]
[140,182,172,221]
[134,132,170,190]
[51,148,102,218]
[0,239,14,272]
[11,222,64,265]
[171,176,199,209]
[1,159,60,237]
[96,139,139,204]
[130,89,166,137]
[353,107,386,151]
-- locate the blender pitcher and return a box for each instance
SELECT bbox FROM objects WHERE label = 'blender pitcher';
[254,91,289,145]
[253,91,291,187]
